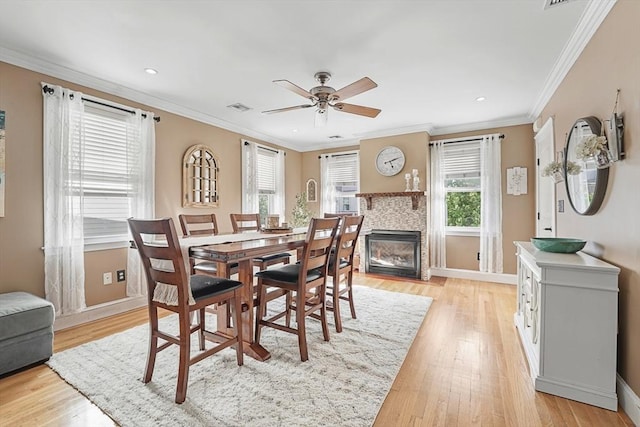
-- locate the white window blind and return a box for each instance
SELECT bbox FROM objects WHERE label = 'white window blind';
[81,104,136,244]
[443,142,481,179]
[257,147,276,195]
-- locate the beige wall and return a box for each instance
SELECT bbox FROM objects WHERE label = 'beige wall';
[0,61,301,305]
[433,124,536,274]
[539,0,640,397]
[359,132,429,193]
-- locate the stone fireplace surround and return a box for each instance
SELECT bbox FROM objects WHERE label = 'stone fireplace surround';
[356,192,429,281]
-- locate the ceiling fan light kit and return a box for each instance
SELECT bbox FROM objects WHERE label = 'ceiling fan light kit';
[262,71,381,126]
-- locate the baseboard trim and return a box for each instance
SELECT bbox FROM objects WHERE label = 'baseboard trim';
[618,374,640,426]
[536,376,617,411]
[429,268,517,285]
[54,296,147,331]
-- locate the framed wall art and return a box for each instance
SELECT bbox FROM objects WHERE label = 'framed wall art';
[306,178,317,202]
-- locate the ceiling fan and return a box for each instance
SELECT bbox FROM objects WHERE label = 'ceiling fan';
[262,71,381,127]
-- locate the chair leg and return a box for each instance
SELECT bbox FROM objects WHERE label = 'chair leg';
[296,290,308,362]
[332,273,343,333]
[319,283,330,342]
[175,313,191,404]
[144,305,159,384]
[285,291,293,327]
[198,309,205,351]
[255,281,267,344]
[347,270,357,319]
[232,292,244,366]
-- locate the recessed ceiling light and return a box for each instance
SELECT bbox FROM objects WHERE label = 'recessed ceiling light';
[144,68,158,75]
[476,96,486,102]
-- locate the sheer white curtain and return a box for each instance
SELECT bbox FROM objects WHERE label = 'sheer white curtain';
[241,140,259,213]
[429,141,446,268]
[273,149,285,218]
[126,110,156,297]
[42,83,86,315]
[320,155,335,214]
[480,134,503,273]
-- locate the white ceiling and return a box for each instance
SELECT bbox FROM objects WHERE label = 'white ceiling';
[0,1,613,151]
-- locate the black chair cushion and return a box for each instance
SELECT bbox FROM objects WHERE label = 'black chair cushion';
[193,261,239,274]
[255,264,322,283]
[253,253,291,263]
[189,275,242,300]
[328,256,350,271]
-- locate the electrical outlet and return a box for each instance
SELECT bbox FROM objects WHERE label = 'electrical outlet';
[117,269,126,282]
[103,272,112,285]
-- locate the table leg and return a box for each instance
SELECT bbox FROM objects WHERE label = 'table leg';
[213,259,271,361]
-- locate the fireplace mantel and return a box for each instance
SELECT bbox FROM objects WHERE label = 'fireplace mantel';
[356,191,426,210]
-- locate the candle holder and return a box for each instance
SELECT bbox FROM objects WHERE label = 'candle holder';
[412,169,420,191]
[404,173,412,192]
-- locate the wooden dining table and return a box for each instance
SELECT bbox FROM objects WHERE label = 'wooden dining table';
[187,231,309,361]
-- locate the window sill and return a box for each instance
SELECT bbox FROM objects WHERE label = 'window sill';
[84,241,131,252]
[446,228,480,237]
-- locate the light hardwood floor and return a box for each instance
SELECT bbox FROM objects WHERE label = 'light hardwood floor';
[0,273,634,426]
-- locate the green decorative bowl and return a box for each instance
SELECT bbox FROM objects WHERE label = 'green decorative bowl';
[531,237,587,253]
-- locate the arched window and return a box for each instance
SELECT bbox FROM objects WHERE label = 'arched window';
[183,144,219,207]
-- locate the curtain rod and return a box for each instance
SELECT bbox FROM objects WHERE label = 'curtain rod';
[42,85,161,122]
[318,152,356,159]
[243,140,282,154]
[428,133,504,146]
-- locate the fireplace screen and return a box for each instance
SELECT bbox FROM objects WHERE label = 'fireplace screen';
[365,230,420,278]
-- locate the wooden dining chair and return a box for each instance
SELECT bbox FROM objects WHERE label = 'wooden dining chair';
[128,217,244,404]
[178,213,238,278]
[254,217,340,361]
[229,213,291,270]
[326,215,364,332]
[179,213,219,236]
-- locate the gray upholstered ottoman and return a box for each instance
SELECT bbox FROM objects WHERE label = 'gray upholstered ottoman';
[0,292,55,376]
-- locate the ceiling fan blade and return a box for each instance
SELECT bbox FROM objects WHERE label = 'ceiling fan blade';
[332,102,381,118]
[331,77,377,101]
[315,108,328,127]
[273,79,313,99]
[262,104,314,114]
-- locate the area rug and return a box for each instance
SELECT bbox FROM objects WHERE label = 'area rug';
[47,286,432,427]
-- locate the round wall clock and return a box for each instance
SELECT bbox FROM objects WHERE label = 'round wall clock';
[375,146,406,176]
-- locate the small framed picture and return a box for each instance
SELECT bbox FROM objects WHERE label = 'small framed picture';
[306,179,317,202]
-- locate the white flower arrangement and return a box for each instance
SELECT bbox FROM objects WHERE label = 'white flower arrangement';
[542,161,563,177]
[565,161,582,175]
[542,160,582,179]
[575,135,607,161]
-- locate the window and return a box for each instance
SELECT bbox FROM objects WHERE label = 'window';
[321,151,359,215]
[443,141,481,233]
[241,141,285,225]
[82,104,147,245]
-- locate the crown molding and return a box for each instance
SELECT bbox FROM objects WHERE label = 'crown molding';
[354,123,435,140]
[429,115,531,136]
[0,46,300,151]
[529,0,618,119]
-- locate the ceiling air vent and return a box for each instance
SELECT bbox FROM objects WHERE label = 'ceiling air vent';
[543,0,576,9]
[328,135,343,139]
[227,103,251,112]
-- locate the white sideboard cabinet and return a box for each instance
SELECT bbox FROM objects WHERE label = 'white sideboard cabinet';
[514,241,619,411]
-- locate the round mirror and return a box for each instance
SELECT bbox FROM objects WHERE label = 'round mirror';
[564,116,609,215]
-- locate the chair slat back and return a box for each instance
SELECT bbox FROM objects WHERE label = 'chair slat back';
[335,215,364,262]
[230,213,261,233]
[298,218,340,282]
[179,214,219,237]
[128,218,190,306]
